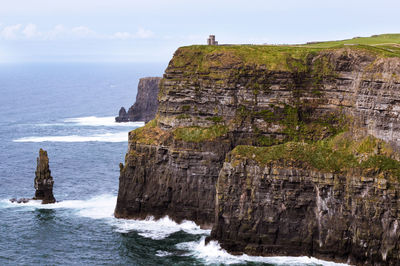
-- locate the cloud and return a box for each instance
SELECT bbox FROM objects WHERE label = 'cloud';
[136,27,154,39]
[0,23,154,41]
[71,26,97,38]
[113,32,132,40]
[112,27,154,40]
[1,24,22,40]
[22,23,39,38]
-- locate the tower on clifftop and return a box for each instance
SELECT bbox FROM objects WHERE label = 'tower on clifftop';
[207,35,218,45]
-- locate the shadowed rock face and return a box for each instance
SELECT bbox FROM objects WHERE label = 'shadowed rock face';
[211,159,400,265]
[33,149,55,204]
[116,77,161,123]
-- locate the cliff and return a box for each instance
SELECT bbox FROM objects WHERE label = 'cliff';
[116,77,161,123]
[115,36,400,265]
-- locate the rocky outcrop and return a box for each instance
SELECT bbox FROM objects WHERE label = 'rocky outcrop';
[116,77,161,123]
[33,149,55,204]
[115,45,400,264]
[211,144,400,265]
[114,120,232,226]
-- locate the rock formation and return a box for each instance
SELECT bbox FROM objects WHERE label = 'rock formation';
[115,44,400,264]
[33,149,55,204]
[116,77,161,123]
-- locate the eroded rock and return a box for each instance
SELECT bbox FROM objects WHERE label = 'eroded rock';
[116,77,161,123]
[33,149,56,204]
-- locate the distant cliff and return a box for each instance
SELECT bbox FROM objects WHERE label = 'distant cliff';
[115,42,400,265]
[116,77,161,123]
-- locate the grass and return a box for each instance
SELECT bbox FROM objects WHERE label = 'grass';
[169,34,400,73]
[231,132,400,179]
[170,45,322,72]
[303,33,400,48]
[173,124,228,143]
[251,104,348,143]
[130,119,170,145]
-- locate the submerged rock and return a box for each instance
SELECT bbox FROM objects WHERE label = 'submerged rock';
[33,149,56,204]
[115,77,161,123]
[9,198,30,203]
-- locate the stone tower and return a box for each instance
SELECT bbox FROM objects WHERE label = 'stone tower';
[207,35,218,45]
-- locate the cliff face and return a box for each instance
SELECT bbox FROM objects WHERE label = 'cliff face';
[116,77,161,123]
[115,45,400,264]
[212,140,400,264]
[115,122,231,226]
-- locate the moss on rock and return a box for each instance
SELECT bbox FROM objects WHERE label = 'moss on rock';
[231,132,400,179]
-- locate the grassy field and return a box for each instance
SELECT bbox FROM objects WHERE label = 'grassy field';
[303,33,400,47]
[171,34,400,72]
[301,33,400,56]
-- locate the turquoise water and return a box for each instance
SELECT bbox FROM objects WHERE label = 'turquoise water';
[0,63,346,265]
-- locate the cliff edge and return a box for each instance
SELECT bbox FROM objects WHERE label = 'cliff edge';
[115,35,400,265]
[116,77,161,123]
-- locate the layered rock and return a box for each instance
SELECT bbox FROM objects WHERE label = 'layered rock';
[115,120,231,226]
[115,44,400,264]
[211,136,400,265]
[116,77,161,123]
[33,149,55,204]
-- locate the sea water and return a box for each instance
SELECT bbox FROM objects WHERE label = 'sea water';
[0,63,348,265]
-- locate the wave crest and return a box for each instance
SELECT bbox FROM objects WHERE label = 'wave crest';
[63,116,144,127]
[177,238,349,265]
[13,132,129,143]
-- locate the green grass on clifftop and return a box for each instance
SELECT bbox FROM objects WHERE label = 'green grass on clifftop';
[304,33,400,48]
[170,34,400,72]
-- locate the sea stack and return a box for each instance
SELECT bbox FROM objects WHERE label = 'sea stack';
[33,149,56,204]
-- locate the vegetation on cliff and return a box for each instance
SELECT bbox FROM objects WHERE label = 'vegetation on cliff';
[169,34,400,74]
[129,119,169,145]
[231,132,400,180]
[173,124,228,143]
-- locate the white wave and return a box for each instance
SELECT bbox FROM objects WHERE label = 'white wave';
[64,116,144,127]
[177,238,349,266]
[155,250,173,257]
[2,194,209,240]
[112,216,210,240]
[1,195,350,265]
[1,195,117,219]
[13,132,129,143]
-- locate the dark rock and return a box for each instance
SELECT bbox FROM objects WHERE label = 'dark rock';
[33,149,56,204]
[115,138,231,227]
[116,77,161,123]
[211,160,400,265]
[116,107,128,122]
[17,198,30,203]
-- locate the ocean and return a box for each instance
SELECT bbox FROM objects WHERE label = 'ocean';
[0,63,346,265]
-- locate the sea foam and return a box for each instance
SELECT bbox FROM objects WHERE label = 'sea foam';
[2,194,116,219]
[111,216,210,240]
[15,116,144,142]
[1,195,349,265]
[177,237,349,266]
[2,194,209,240]
[13,132,129,143]
[63,116,144,127]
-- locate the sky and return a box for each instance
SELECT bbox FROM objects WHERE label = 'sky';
[0,0,399,63]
